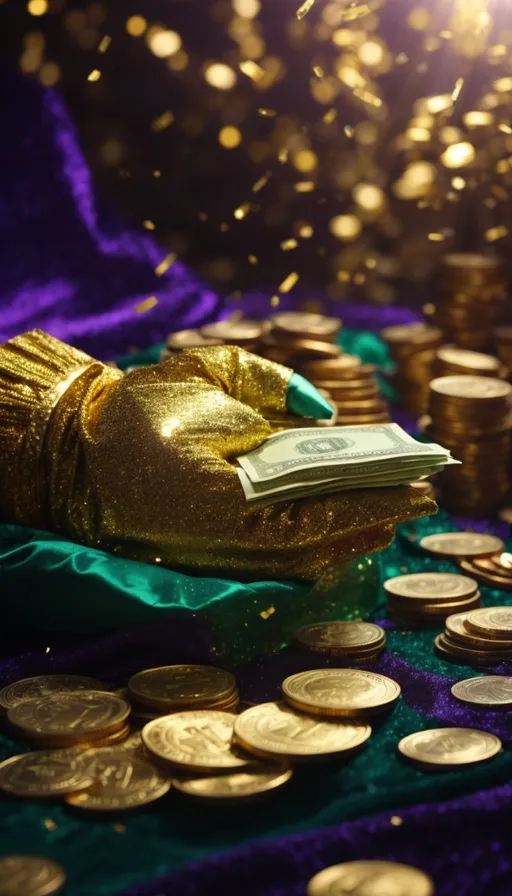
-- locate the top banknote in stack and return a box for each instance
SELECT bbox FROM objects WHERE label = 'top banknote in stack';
[237,422,457,503]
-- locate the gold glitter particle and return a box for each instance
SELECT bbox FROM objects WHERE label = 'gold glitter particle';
[151,111,175,132]
[493,77,512,92]
[270,295,280,306]
[205,62,237,89]
[463,110,493,127]
[126,15,147,37]
[252,174,270,192]
[98,35,111,53]
[143,220,155,231]
[451,176,466,190]
[293,150,318,173]
[234,202,251,219]
[279,272,299,293]
[323,108,337,124]
[219,126,242,148]
[43,819,57,831]
[155,253,177,276]
[239,60,265,81]
[39,62,60,86]
[296,0,315,20]
[148,30,182,58]
[486,225,508,241]
[313,65,324,78]
[248,254,258,263]
[428,232,445,242]
[298,224,314,238]
[440,141,475,169]
[259,606,276,619]
[134,296,158,314]
[294,181,315,192]
[280,239,298,250]
[258,108,276,117]
[499,123,512,134]
[329,215,362,241]
[390,815,403,826]
[113,823,127,833]
[28,0,48,15]
[87,69,101,82]
[153,170,161,178]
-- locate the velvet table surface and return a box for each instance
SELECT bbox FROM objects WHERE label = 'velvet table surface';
[1,69,512,896]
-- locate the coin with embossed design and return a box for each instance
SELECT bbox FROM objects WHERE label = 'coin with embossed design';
[7,691,130,741]
[452,676,512,707]
[234,702,371,761]
[128,665,236,711]
[307,860,434,896]
[398,727,502,767]
[0,855,66,896]
[0,749,93,798]
[66,749,171,810]
[465,607,512,638]
[282,669,400,718]
[384,572,477,602]
[420,532,504,559]
[445,613,512,651]
[172,763,293,802]
[0,676,105,711]
[293,622,385,655]
[142,710,253,772]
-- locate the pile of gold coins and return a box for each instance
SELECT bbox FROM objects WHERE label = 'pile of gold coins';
[459,551,512,592]
[162,311,391,428]
[425,375,512,516]
[384,572,481,627]
[436,607,512,666]
[433,253,506,351]
[293,620,386,664]
[381,322,443,416]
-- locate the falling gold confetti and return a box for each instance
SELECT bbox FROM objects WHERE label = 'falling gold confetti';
[151,111,174,132]
[134,296,158,313]
[296,0,315,20]
[239,60,265,81]
[155,253,177,276]
[428,232,445,241]
[259,606,276,619]
[258,108,276,117]
[98,35,111,54]
[486,225,508,241]
[323,108,337,124]
[87,69,101,82]
[252,174,270,192]
[234,202,251,220]
[280,239,298,250]
[279,272,299,292]
[294,181,315,192]
[126,16,147,37]
[43,819,58,831]
[313,66,324,78]
[270,295,280,306]
[143,220,155,231]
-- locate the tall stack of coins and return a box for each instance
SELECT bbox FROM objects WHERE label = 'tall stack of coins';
[128,665,240,719]
[384,572,480,627]
[426,375,512,515]
[380,323,443,415]
[437,609,512,665]
[434,253,506,350]
[293,621,386,664]
[494,326,512,375]
[432,345,504,380]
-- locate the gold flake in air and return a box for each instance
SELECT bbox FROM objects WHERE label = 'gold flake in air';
[279,272,299,293]
[239,60,265,81]
[259,606,275,619]
[486,225,508,242]
[278,148,289,163]
[87,69,101,81]
[428,232,445,241]
[440,141,475,168]
[151,111,174,132]
[270,295,280,307]
[135,296,158,313]
[344,125,354,137]
[248,254,258,264]
[28,0,48,15]
[390,815,403,826]
[113,823,127,833]
[323,108,337,124]
[143,220,155,230]
[252,173,270,192]
[499,123,512,134]
[98,35,111,54]
[294,181,315,192]
[280,239,298,250]
[43,819,58,831]
[153,170,161,178]
[234,203,251,220]
[155,253,176,276]
[258,108,276,117]
[452,77,464,102]
[353,87,382,108]
[126,16,147,37]
[313,65,324,78]
[296,0,315,20]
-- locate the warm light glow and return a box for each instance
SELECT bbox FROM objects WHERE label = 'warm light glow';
[358,40,384,67]
[451,176,466,190]
[204,62,237,89]
[329,215,362,240]
[440,142,476,169]
[463,110,493,127]
[148,30,182,58]
[27,0,48,15]
[293,150,318,173]
[393,161,436,199]
[162,418,181,437]
[218,126,242,148]
[406,127,431,142]
[87,69,101,82]
[353,183,385,212]
[424,94,452,114]
[233,0,261,18]
[126,16,147,37]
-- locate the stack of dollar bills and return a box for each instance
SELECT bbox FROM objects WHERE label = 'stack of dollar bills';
[237,423,458,504]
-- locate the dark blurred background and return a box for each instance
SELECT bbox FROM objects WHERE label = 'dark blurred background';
[1,0,511,304]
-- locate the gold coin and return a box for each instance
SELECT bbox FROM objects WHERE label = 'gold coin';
[299,356,362,378]
[200,320,264,344]
[451,676,512,707]
[66,749,171,811]
[307,860,434,896]
[384,572,476,602]
[490,552,512,576]
[293,622,385,655]
[282,669,400,718]
[465,607,512,638]
[142,710,253,772]
[0,676,105,711]
[271,311,341,341]
[234,702,371,761]
[445,613,512,650]
[128,665,236,711]
[0,749,93,798]
[7,691,130,740]
[0,855,66,896]
[434,634,508,666]
[30,723,131,750]
[398,727,502,767]
[430,375,511,401]
[459,559,512,592]
[419,532,504,559]
[167,328,224,349]
[389,593,481,616]
[171,763,293,802]
[436,346,500,373]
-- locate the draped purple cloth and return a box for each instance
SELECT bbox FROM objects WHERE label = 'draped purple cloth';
[1,68,511,896]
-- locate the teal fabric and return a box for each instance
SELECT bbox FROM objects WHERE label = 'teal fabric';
[287,372,334,419]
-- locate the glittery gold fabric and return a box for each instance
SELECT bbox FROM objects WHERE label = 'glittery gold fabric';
[0,330,436,580]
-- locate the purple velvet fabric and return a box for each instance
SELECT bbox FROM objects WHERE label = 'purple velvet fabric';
[1,68,511,896]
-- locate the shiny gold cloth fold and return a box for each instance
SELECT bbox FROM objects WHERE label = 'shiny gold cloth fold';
[0,330,435,580]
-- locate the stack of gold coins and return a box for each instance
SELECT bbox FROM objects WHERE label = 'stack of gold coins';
[259,311,342,367]
[160,327,225,361]
[128,665,239,720]
[419,531,505,561]
[434,252,506,350]
[298,356,391,425]
[381,323,443,415]
[293,621,386,664]
[458,552,512,593]
[384,572,480,627]
[432,345,504,379]
[0,674,107,716]
[426,375,512,515]
[281,669,400,718]
[494,326,512,375]
[6,691,131,748]
[437,608,512,665]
